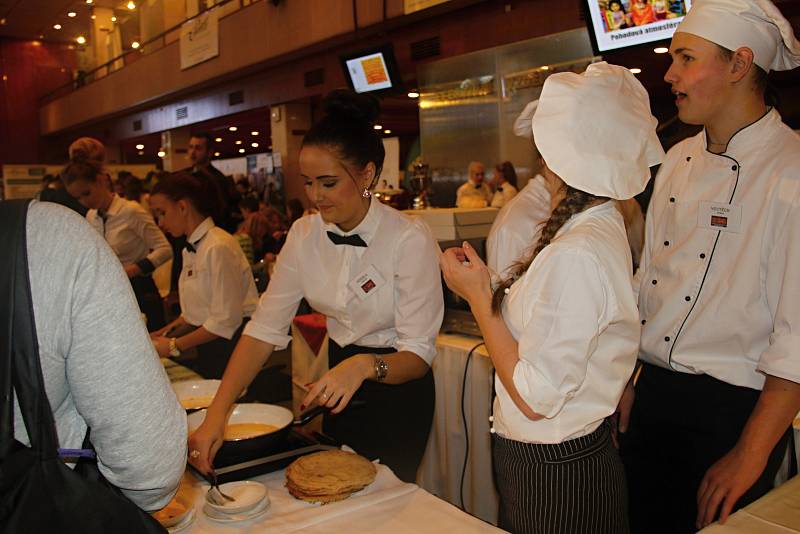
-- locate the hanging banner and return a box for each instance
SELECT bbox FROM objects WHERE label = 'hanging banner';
[404,0,450,14]
[180,8,219,70]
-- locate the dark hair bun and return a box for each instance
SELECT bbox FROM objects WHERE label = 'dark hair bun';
[323,89,380,126]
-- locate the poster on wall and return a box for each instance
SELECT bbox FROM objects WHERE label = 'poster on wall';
[404,0,450,15]
[585,0,692,52]
[180,8,219,70]
[2,164,62,199]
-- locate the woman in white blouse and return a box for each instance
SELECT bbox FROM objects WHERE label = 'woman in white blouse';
[62,158,172,330]
[148,172,258,379]
[441,63,664,534]
[188,90,444,482]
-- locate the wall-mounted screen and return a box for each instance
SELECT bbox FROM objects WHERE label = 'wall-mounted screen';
[585,0,692,52]
[341,44,402,95]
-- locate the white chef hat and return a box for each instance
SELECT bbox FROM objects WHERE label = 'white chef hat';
[677,0,800,72]
[521,62,664,200]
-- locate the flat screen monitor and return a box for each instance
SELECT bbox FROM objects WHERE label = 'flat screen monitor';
[585,0,692,53]
[340,44,402,95]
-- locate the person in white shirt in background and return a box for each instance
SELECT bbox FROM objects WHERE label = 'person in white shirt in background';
[441,62,665,534]
[61,156,172,331]
[187,90,443,483]
[490,161,519,209]
[618,1,800,532]
[148,172,258,379]
[456,161,493,208]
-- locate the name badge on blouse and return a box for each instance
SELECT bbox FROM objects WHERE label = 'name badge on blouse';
[697,201,742,234]
[348,265,385,300]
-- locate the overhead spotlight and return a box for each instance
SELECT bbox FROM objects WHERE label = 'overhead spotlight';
[373,124,383,130]
[86,0,93,4]
[214,152,220,157]
[135,143,144,150]
[137,150,144,155]
[127,1,136,10]
[0,18,6,25]
[228,126,237,132]
[384,129,392,134]
[131,41,140,49]
[157,150,166,158]
[251,131,259,136]
[238,148,245,153]
[654,47,669,54]
[32,40,42,46]
[235,140,242,145]
[540,65,550,71]
[76,36,87,44]
[251,142,259,148]
[629,67,642,74]
[91,15,96,19]
[407,91,420,98]
[54,24,62,30]
[111,16,117,22]
[214,137,222,142]
[68,12,77,17]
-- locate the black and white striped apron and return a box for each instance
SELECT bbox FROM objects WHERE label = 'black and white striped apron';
[492,421,629,534]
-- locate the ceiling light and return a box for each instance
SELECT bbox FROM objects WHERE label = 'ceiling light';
[86,0,93,3]
[137,150,144,155]
[235,140,242,145]
[214,152,220,157]
[540,65,550,71]
[228,126,237,132]
[214,137,222,142]
[32,40,42,46]
[91,15,96,20]
[111,16,117,22]
[384,129,392,134]
[131,41,140,49]
[68,12,77,17]
[157,150,166,158]
[135,143,144,150]
[251,131,259,136]
[54,24,62,30]
[76,36,87,44]
[407,91,420,98]
[238,148,245,154]
[654,47,669,54]
[2,75,7,81]
[373,124,383,130]
[251,142,259,148]
[629,67,642,74]
[127,1,136,10]
[0,18,6,25]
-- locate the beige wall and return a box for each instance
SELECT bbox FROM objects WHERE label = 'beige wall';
[40,0,409,135]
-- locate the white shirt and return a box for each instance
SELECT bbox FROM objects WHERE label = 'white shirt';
[456,180,492,208]
[244,199,444,364]
[180,217,258,339]
[486,175,551,278]
[490,182,518,208]
[637,109,800,390]
[494,201,640,443]
[87,194,172,273]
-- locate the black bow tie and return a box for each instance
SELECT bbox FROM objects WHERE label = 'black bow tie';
[98,210,109,223]
[327,231,367,247]
[474,184,482,189]
[497,186,504,192]
[184,241,199,253]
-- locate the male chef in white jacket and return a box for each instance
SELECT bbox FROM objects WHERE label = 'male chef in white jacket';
[619,1,800,532]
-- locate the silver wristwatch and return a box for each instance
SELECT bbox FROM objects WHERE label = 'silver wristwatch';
[168,337,181,357]
[374,356,389,382]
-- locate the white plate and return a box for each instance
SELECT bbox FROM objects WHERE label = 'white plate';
[203,495,270,523]
[205,481,268,514]
[187,403,293,438]
[172,380,247,411]
[167,507,196,534]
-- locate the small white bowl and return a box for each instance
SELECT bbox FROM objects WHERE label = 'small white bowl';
[205,481,268,515]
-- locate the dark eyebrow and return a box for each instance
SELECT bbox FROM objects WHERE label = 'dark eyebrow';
[671,47,693,55]
[300,174,340,180]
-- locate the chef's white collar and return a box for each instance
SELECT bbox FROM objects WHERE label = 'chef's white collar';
[704,107,780,158]
[187,216,215,245]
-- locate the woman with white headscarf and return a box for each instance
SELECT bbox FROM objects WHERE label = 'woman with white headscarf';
[441,62,664,534]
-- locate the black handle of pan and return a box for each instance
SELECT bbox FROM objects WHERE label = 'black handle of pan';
[292,398,367,426]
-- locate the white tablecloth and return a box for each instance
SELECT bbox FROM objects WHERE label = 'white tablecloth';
[178,461,503,533]
[418,334,498,525]
[699,475,800,533]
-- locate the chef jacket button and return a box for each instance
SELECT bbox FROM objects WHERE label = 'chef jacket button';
[669,197,676,203]
[664,241,670,246]
[700,253,706,259]
[490,427,496,434]
[732,164,738,171]
[686,156,692,162]
[489,416,494,422]
[685,296,691,302]
[504,288,510,295]
[641,319,647,325]
[665,336,671,342]
[651,279,658,285]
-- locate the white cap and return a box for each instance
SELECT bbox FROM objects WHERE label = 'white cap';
[677,0,800,72]
[526,62,664,200]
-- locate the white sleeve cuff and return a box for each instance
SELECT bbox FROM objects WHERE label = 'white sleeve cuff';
[242,320,291,350]
[396,338,437,366]
[757,334,800,385]
[512,360,571,419]
[203,318,239,340]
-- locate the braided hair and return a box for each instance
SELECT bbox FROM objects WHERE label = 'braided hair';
[491,185,608,313]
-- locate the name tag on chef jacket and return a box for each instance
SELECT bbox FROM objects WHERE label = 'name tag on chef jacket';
[348,265,386,301]
[697,201,742,234]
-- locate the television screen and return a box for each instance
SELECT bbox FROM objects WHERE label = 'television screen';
[341,45,402,94]
[585,0,692,53]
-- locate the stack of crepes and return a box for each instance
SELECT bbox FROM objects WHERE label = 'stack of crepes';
[285,450,377,504]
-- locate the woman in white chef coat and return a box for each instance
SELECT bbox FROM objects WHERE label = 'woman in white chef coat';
[62,156,172,330]
[188,90,444,482]
[441,63,664,534]
[148,172,258,379]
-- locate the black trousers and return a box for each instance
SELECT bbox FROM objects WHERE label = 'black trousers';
[621,363,791,534]
[493,421,629,534]
[192,321,248,379]
[322,341,435,483]
[129,275,165,331]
